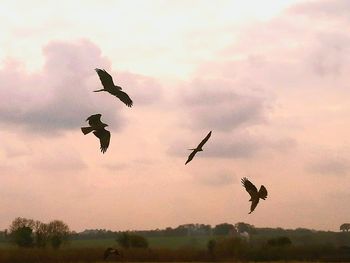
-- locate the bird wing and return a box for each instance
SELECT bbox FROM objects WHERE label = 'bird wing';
[104,248,112,260]
[116,90,133,107]
[185,150,197,165]
[241,177,258,198]
[249,198,260,214]
[258,185,268,200]
[197,131,212,149]
[86,114,102,126]
[95,68,115,89]
[93,129,111,153]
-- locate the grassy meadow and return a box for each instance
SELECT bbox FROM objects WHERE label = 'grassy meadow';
[1,235,350,262]
[0,236,211,249]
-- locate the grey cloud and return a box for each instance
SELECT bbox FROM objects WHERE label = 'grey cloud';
[203,135,296,158]
[307,156,350,176]
[193,172,236,187]
[0,39,163,136]
[0,39,117,134]
[168,131,296,159]
[116,72,163,105]
[32,152,87,173]
[179,78,267,131]
[307,32,350,77]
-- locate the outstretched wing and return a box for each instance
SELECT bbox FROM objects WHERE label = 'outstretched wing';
[95,68,115,89]
[241,177,258,198]
[185,150,197,165]
[86,114,102,126]
[258,185,268,200]
[117,90,133,107]
[249,198,260,214]
[197,131,212,148]
[93,129,111,153]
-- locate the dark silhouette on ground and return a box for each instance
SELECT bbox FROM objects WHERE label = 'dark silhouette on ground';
[241,177,268,214]
[185,131,212,165]
[94,68,133,107]
[81,114,110,153]
[103,247,121,260]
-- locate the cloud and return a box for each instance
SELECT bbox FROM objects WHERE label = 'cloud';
[288,0,350,19]
[306,155,350,176]
[193,172,236,187]
[32,150,87,173]
[0,39,113,134]
[0,39,163,136]
[168,130,296,159]
[115,72,163,106]
[178,78,268,131]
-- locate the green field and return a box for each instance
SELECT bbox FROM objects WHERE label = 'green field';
[0,236,212,249]
[68,236,212,249]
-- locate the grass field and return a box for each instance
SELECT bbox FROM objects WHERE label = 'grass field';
[68,236,211,249]
[0,236,212,249]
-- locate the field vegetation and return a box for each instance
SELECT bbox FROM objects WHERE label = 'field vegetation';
[0,218,350,262]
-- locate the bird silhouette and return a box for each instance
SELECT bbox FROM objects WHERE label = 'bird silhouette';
[94,68,133,107]
[103,247,121,260]
[81,114,111,153]
[185,131,212,165]
[241,177,267,214]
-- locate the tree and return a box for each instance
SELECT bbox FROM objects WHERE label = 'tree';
[47,220,70,249]
[235,222,256,234]
[12,226,34,247]
[213,223,235,235]
[340,223,350,232]
[33,221,49,248]
[8,217,36,247]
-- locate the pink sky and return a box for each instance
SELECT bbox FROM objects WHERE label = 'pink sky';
[1,0,350,232]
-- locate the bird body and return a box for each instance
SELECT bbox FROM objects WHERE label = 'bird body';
[81,114,111,153]
[94,68,133,107]
[241,177,268,214]
[185,131,212,165]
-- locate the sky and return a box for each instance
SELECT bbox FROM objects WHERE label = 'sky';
[0,0,349,232]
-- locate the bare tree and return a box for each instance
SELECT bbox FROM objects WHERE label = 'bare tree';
[47,220,70,249]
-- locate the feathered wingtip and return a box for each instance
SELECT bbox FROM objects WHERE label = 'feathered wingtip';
[81,127,94,135]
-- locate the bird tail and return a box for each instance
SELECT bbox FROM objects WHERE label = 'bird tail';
[81,127,94,135]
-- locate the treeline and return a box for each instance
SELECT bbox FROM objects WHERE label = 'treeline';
[2,217,70,249]
[70,222,350,248]
[71,222,252,240]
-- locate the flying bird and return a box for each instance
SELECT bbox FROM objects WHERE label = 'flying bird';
[185,131,212,165]
[241,177,268,214]
[81,114,111,153]
[103,247,121,260]
[94,68,133,107]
